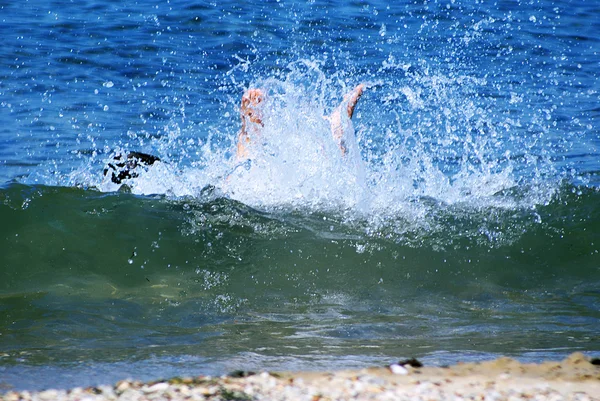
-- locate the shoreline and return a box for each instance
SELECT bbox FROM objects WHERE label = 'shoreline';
[2,353,599,400]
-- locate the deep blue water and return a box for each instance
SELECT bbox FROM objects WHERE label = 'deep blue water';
[1,0,600,392]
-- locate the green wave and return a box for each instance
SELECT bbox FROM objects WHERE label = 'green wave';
[1,182,599,370]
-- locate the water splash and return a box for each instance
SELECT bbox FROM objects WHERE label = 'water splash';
[59,58,561,248]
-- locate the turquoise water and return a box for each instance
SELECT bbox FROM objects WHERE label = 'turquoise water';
[1,0,599,391]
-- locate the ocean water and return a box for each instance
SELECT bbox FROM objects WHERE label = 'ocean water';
[1,0,600,391]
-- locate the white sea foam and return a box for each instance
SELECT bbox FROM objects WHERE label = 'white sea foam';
[71,60,558,232]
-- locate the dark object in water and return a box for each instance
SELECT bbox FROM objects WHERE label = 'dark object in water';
[396,358,423,368]
[103,151,160,184]
[228,370,256,378]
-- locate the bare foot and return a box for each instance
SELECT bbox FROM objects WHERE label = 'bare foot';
[329,84,365,155]
[241,89,264,125]
[237,88,265,160]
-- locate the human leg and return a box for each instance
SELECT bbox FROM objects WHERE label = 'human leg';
[328,84,364,155]
[235,84,364,159]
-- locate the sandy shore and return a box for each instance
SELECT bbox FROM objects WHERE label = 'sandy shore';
[2,353,599,401]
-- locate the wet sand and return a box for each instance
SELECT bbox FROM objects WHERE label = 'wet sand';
[2,353,599,400]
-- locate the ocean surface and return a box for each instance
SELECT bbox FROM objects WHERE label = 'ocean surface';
[1,0,599,391]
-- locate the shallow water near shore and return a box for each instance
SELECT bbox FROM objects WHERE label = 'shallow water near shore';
[1,0,600,392]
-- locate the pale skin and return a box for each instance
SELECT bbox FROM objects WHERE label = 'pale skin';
[236,84,365,160]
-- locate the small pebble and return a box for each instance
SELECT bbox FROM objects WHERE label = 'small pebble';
[4,392,19,401]
[389,364,408,375]
[37,389,59,401]
[115,380,130,393]
[142,382,169,393]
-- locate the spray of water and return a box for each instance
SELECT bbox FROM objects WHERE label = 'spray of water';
[61,57,559,246]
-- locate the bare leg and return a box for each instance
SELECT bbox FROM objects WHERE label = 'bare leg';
[328,84,364,155]
[236,88,265,160]
[235,84,363,160]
